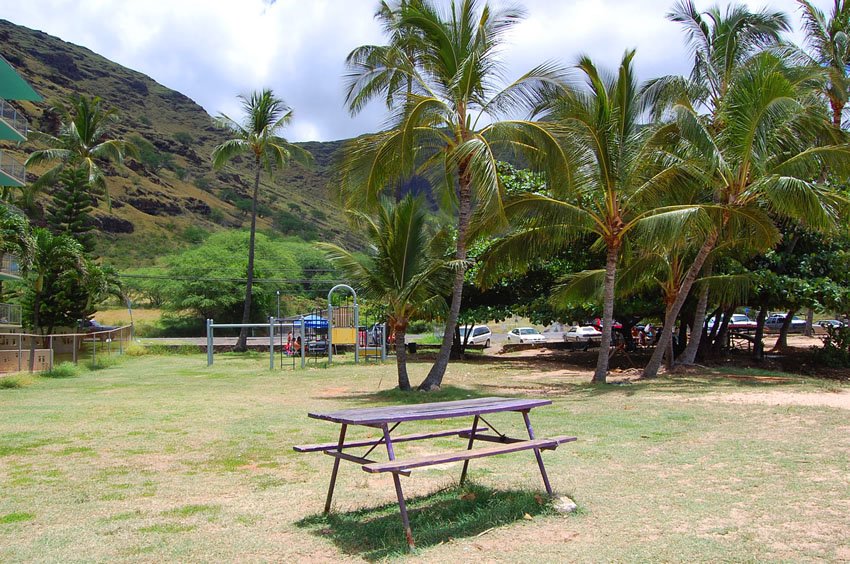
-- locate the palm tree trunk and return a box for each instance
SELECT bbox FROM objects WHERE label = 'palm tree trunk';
[643,231,718,378]
[418,178,471,391]
[395,328,411,391]
[680,268,711,365]
[593,244,619,384]
[235,159,262,352]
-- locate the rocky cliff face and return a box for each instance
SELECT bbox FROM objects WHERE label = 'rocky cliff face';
[0,19,353,267]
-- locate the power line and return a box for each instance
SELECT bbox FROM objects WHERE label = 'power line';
[118,273,342,285]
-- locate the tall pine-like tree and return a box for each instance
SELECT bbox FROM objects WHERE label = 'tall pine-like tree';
[46,167,95,253]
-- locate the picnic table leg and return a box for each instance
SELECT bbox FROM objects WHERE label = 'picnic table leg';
[382,423,415,550]
[459,414,480,485]
[323,423,347,514]
[522,410,553,496]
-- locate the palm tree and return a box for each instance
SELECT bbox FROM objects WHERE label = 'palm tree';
[318,195,449,390]
[341,0,569,390]
[641,51,850,379]
[797,0,850,128]
[0,204,34,302]
[645,1,790,121]
[479,51,693,383]
[25,94,136,204]
[212,89,312,352]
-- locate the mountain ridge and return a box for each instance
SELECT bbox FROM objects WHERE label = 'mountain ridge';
[0,18,355,268]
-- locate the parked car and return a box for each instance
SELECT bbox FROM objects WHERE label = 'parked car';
[765,314,806,333]
[563,326,602,344]
[462,325,492,347]
[706,313,757,330]
[506,327,547,344]
[818,319,845,329]
[79,319,118,333]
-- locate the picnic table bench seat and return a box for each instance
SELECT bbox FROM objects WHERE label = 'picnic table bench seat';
[362,435,576,474]
[292,425,490,453]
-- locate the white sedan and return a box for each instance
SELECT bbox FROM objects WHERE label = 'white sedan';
[506,327,547,344]
[563,326,602,343]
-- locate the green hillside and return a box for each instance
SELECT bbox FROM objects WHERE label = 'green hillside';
[0,19,355,268]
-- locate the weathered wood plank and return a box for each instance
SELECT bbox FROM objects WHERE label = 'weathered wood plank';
[322,450,411,477]
[293,426,489,453]
[455,431,563,451]
[309,397,552,425]
[361,436,577,473]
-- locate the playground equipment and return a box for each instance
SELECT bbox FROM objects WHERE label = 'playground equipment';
[205,285,393,368]
[206,318,305,369]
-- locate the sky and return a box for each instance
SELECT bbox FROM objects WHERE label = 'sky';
[0,0,831,142]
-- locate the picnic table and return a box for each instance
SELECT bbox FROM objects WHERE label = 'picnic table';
[293,396,575,550]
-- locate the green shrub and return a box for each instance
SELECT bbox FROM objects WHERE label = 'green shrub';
[85,355,121,371]
[815,326,850,366]
[309,208,328,221]
[0,377,24,389]
[124,343,148,356]
[194,176,213,191]
[173,131,194,146]
[407,319,431,334]
[145,344,203,355]
[181,225,209,244]
[42,362,79,379]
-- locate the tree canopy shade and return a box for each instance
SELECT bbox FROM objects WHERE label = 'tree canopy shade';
[25,94,136,205]
[318,195,450,390]
[340,0,570,390]
[479,50,695,383]
[211,89,312,351]
[641,50,850,378]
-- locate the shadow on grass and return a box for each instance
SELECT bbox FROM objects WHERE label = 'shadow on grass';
[296,483,559,560]
[319,385,499,406]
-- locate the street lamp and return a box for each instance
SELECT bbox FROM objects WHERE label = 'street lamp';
[276,290,281,321]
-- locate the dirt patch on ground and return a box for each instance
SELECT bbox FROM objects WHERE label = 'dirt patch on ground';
[698,390,850,410]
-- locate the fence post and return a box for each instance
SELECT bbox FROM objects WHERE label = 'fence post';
[49,335,54,370]
[381,323,387,362]
[206,319,214,366]
[354,303,359,365]
[300,316,306,369]
[92,335,96,365]
[327,303,334,365]
[269,316,274,371]
[119,328,123,355]
[73,334,77,364]
[17,334,21,371]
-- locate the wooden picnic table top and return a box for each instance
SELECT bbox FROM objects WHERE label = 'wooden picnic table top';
[308,396,552,426]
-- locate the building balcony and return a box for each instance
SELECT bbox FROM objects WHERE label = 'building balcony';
[0,98,28,142]
[0,303,21,326]
[0,253,21,280]
[0,150,26,187]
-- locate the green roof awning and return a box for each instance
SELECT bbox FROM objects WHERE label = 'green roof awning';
[0,55,42,102]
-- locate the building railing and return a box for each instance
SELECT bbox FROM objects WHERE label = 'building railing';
[0,303,21,326]
[0,150,26,186]
[0,98,28,140]
[0,253,21,278]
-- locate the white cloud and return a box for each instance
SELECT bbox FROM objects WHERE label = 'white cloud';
[0,0,833,141]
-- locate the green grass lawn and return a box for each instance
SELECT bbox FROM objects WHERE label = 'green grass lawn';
[1,353,849,561]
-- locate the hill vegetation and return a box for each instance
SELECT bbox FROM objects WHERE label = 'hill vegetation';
[0,19,355,268]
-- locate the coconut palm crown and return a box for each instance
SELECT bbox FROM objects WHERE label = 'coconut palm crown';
[318,195,450,391]
[25,94,136,205]
[341,0,570,390]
